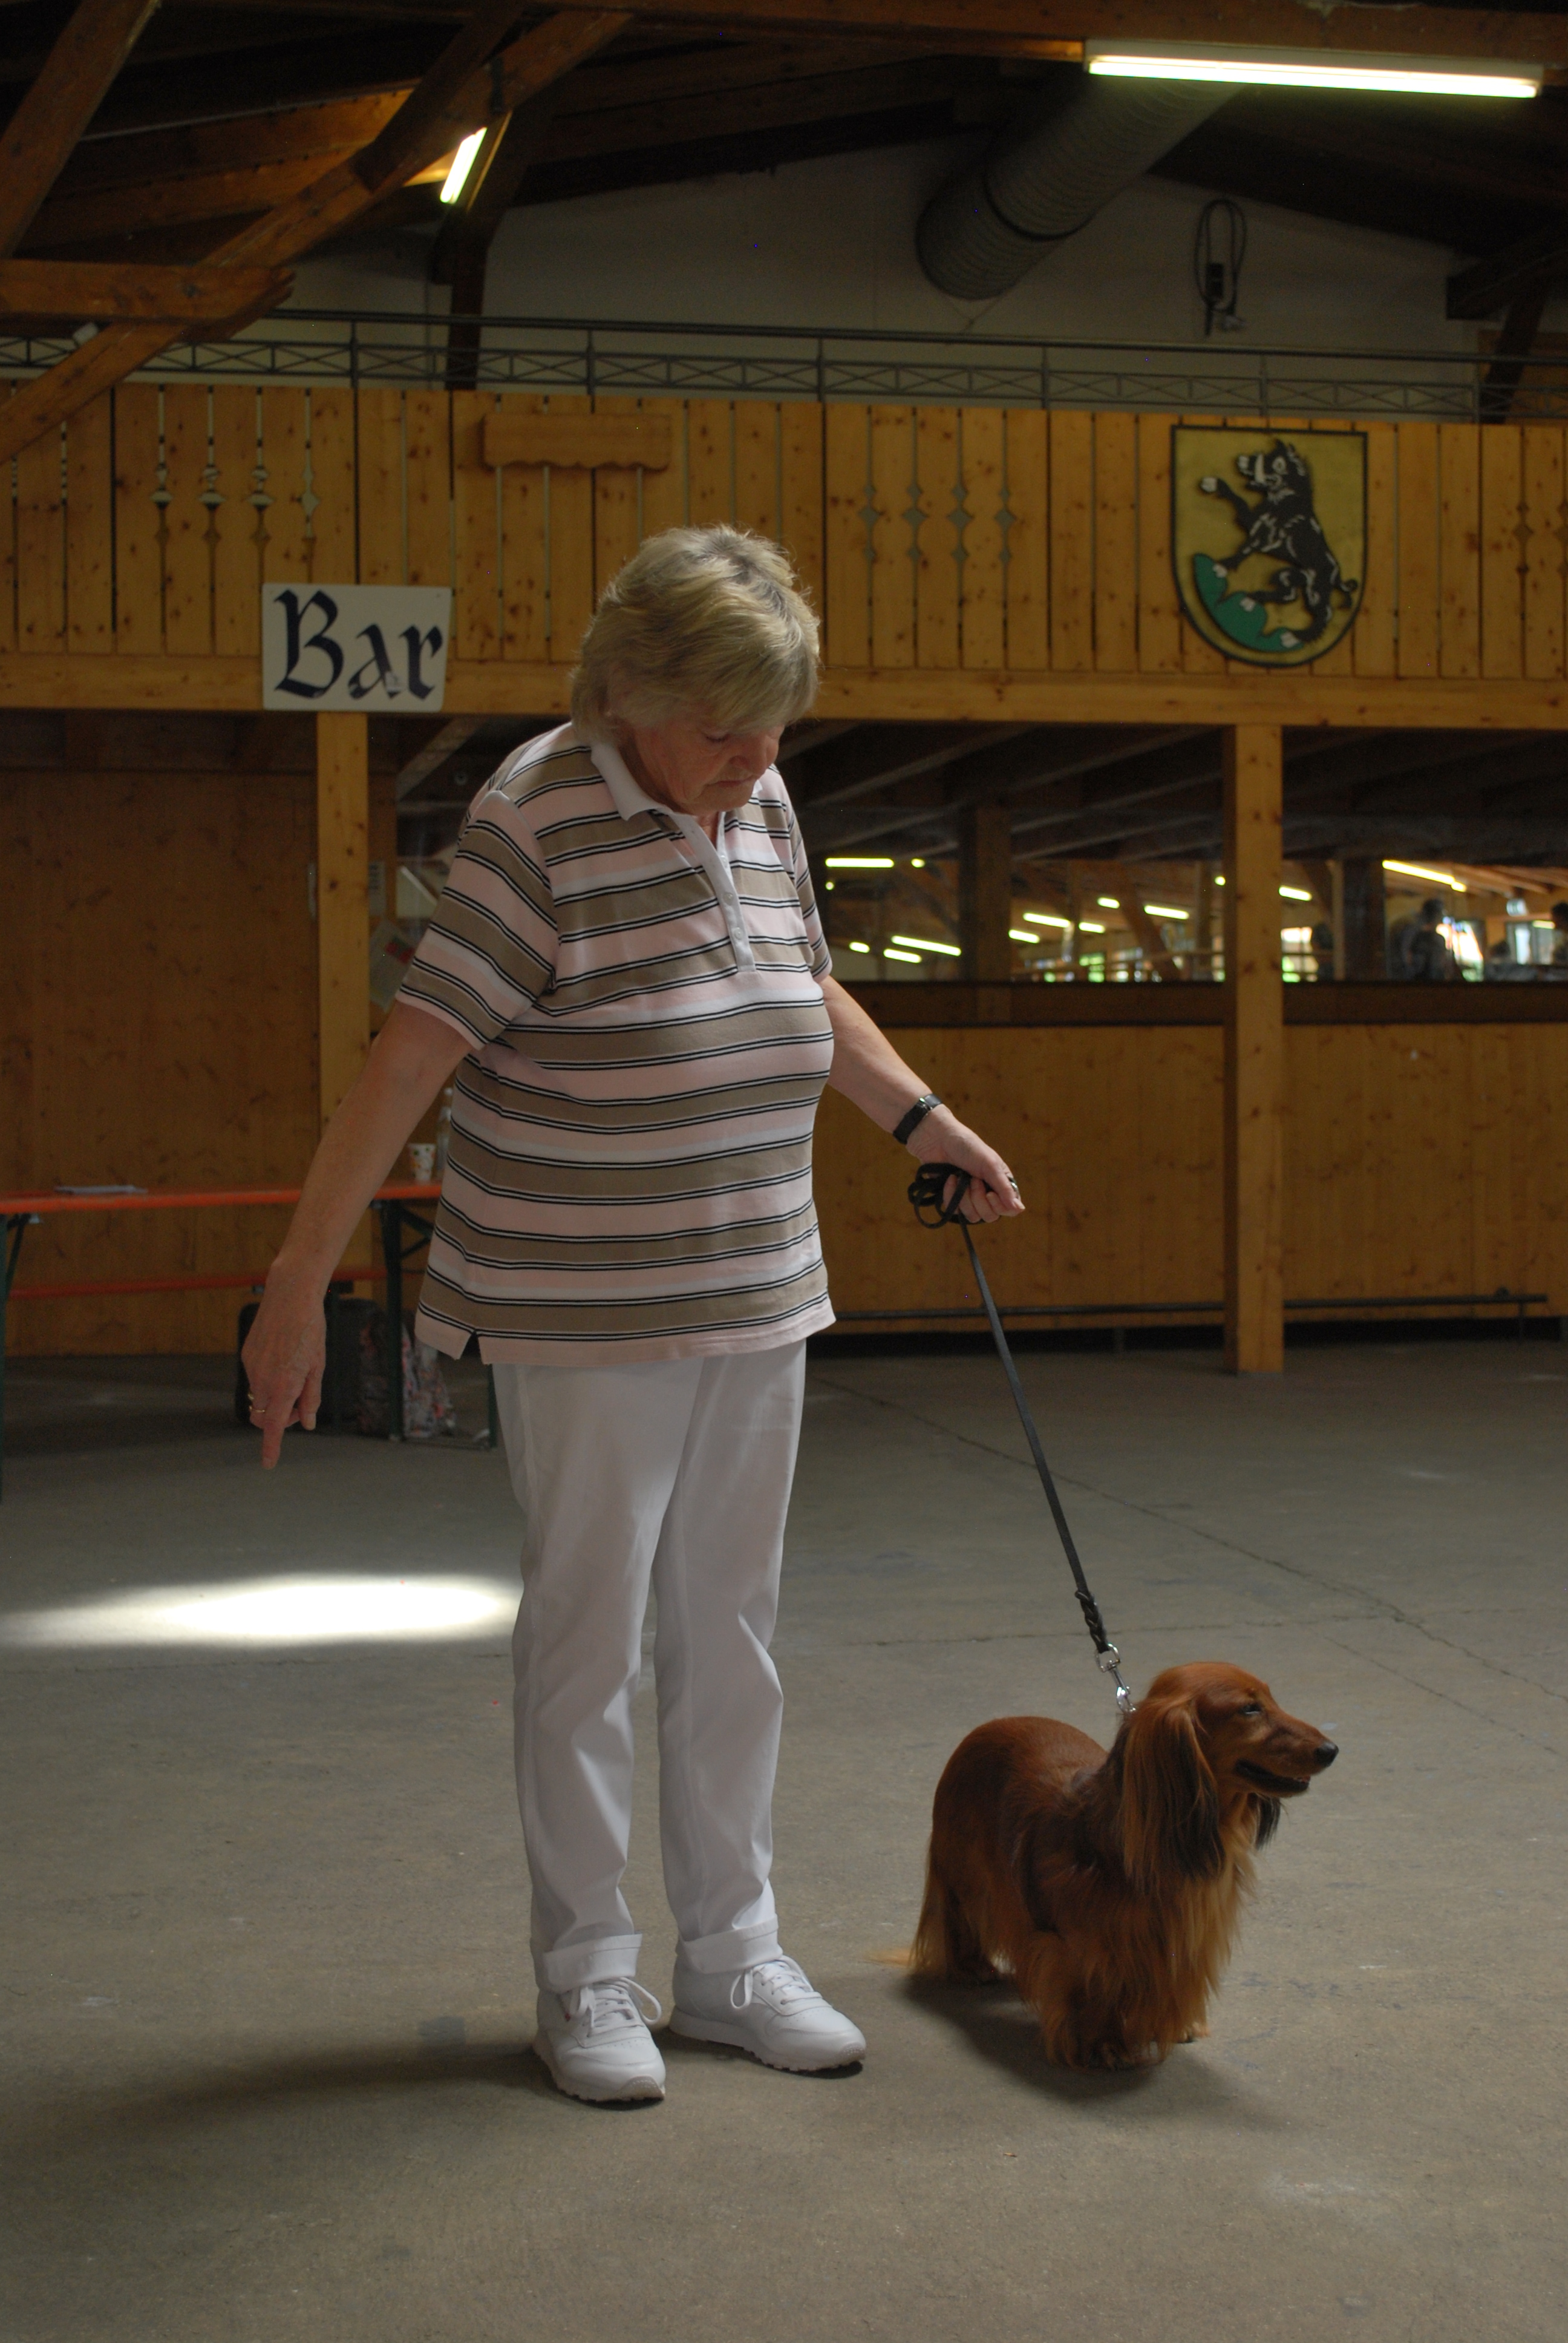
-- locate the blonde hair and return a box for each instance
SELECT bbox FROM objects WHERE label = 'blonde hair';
[570,525,819,739]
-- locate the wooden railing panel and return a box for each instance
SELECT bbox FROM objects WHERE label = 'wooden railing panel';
[1439,423,1481,679]
[1003,408,1048,672]
[1093,410,1137,673]
[1354,421,1397,677]
[162,384,211,658]
[1048,408,1093,673]
[113,384,162,651]
[1396,419,1440,681]
[211,387,260,657]
[1523,424,1566,681]
[1134,411,1180,673]
[778,401,823,621]
[310,389,357,585]
[1480,424,1523,681]
[959,404,1005,670]
[869,404,914,670]
[258,385,309,584]
[452,388,500,663]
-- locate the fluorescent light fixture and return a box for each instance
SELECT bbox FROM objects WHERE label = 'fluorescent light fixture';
[1214,874,1226,885]
[891,933,962,957]
[1083,41,1540,100]
[0,1575,517,1650]
[1079,920,1106,934]
[1097,895,1120,909]
[884,946,921,963]
[1282,925,1313,942]
[1383,858,1465,890]
[909,857,926,869]
[1280,884,1314,901]
[1008,928,1037,943]
[847,939,872,954]
[440,129,487,206]
[826,855,894,869]
[1143,903,1191,920]
[1024,911,1073,929]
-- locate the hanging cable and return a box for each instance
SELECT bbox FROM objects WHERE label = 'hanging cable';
[1194,195,1247,337]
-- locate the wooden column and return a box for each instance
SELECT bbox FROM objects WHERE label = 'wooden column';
[316,712,370,1130]
[959,798,1013,983]
[1223,724,1284,1374]
[1341,855,1388,979]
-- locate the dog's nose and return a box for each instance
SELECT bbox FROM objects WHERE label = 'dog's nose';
[1314,1742,1339,1768]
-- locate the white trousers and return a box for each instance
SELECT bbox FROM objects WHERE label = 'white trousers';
[492,1343,805,1992]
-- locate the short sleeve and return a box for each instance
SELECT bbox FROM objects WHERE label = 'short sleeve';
[397,788,558,1047]
[780,790,832,980]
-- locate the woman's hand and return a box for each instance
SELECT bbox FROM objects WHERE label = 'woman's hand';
[906,1104,1023,1225]
[242,1272,329,1468]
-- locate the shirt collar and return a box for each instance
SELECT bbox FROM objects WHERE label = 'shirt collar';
[590,735,670,824]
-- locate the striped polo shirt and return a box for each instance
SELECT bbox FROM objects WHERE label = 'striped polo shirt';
[398,725,837,1363]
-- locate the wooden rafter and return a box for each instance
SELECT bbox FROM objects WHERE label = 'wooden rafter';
[0,0,162,257]
[0,257,292,321]
[0,8,631,468]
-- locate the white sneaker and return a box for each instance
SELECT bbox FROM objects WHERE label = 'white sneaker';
[534,1978,666,2104]
[670,1955,866,2073]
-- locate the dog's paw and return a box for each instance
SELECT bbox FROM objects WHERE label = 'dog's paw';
[1177,2021,1211,2045]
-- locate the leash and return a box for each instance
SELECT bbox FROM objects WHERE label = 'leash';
[908,1162,1134,1714]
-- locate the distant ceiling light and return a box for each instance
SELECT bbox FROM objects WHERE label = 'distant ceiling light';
[1383,858,1465,891]
[909,857,926,868]
[1083,41,1541,100]
[826,856,895,869]
[1023,911,1073,929]
[1279,884,1314,901]
[1079,920,1106,934]
[848,939,872,954]
[1214,874,1226,885]
[891,933,962,957]
[1008,929,1037,943]
[439,129,488,206]
[1143,903,1191,920]
[884,947,921,963]
[1097,896,1120,909]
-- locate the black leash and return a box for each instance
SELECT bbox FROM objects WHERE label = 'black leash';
[908,1162,1134,1714]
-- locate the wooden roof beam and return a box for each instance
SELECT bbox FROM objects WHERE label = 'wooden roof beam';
[0,0,161,257]
[1448,223,1568,321]
[0,257,292,321]
[550,1,1568,71]
[0,8,630,468]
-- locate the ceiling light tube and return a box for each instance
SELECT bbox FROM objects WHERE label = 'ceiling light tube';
[1023,911,1073,928]
[826,855,894,869]
[884,946,921,963]
[1383,858,1465,890]
[1079,920,1106,934]
[847,940,871,954]
[891,933,962,957]
[1083,41,1540,99]
[440,129,487,206]
[1279,885,1314,900]
[1008,929,1037,943]
[1097,896,1120,908]
[1143,903,1191,920]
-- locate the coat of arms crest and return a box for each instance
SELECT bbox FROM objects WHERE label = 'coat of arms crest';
[1171,425,1365,664]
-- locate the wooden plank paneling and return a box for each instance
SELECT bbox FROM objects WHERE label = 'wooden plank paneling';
[1353,420,1397,677]
[1480,424,1524,680]
[1135,411,1181,672]
[258,385,308,583]
[1003,408,1048,672]
[1438,424,1481,678]
[499,393,547,666]
[915,405,960,671]
[544,392,595,664]
[16,425,66,653]
[161,383,211,657]
[403,389,450,588]
[869,404,914,669]
[1299,418,1354,678]
[823,402,869,669]
[1045,408,1092,673]
[356,387,404,585]
[777,401,822,620]
[1178,416,1228,677]
[638,395,687,539]
[733,400,777,539]
[65,393,113,654]
[113,384,162,650]
[210,387,260,655]
[0,388,15,652]
[316,711,369,1129]
[590,394,641,594]
[1396,421,1439,680]
[959,404,1005,670]
[1093,410,1137,672]
[452,388,500,662]
[686,399,731,526]
[308,388,356,584]
[1522,424,1566,680]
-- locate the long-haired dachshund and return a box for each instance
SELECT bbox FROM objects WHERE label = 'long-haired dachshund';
[910,1663,1337,2071]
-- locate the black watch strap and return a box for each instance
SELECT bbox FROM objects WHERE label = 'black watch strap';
[892,1092,942,1146]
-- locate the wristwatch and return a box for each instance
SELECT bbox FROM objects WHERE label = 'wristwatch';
[892,1092,942,1146]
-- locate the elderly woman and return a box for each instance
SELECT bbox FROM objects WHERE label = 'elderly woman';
[243,525,1022,2105]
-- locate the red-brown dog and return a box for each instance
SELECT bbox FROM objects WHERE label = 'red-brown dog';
[911,1663,1337,2071]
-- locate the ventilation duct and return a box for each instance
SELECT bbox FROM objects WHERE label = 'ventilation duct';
[917,75,1233,301]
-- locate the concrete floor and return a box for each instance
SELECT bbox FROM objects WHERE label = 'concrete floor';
[1,1335,1563,2343]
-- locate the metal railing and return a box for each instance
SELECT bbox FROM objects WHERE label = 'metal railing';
[0,310,1551,419]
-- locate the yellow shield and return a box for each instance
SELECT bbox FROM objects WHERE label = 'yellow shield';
[1171,425,1365,665]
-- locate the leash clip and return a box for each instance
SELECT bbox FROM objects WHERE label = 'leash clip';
[1096,1643,1136,1715]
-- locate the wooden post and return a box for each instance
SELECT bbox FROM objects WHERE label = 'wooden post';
[1223,724,1284,1375]
[316,712,370,1130]
[959,798,1013,984]
[1341,855,1388,979]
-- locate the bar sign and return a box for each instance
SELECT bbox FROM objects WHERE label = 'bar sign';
[262,584,452,712]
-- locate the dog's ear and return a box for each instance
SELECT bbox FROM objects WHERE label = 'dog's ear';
[1117,1698,1223,1888]
[1250,1794,1282,1849]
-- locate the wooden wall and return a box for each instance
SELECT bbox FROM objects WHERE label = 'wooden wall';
[2,387,1563,689]
[812,1023,1568,1323]
[1,716,350,1354]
